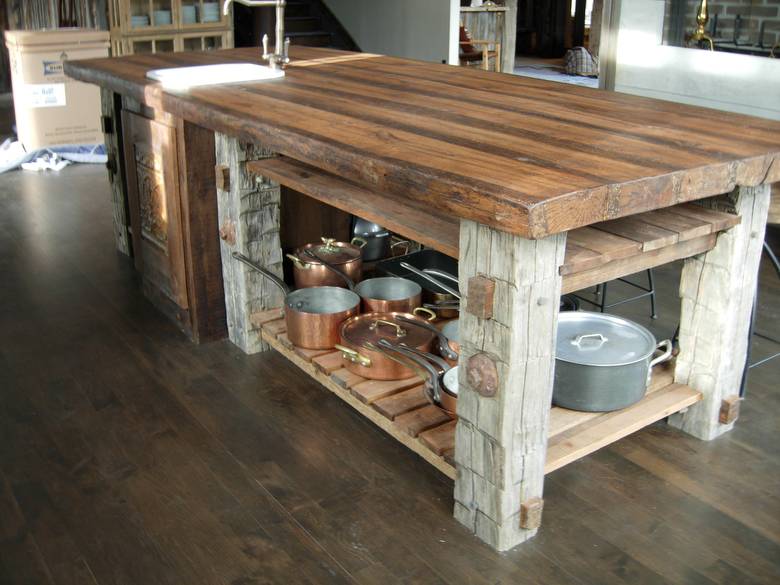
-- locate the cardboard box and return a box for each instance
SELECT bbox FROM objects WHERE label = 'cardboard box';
[5,29,109,150]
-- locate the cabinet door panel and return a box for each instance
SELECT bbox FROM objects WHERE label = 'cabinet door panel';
[122,110,188,309]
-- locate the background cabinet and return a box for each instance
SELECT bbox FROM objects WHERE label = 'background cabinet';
[108,0,233,55]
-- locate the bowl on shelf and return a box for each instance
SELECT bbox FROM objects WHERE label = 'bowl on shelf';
[153,10,172,25]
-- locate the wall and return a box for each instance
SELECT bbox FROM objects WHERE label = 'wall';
[610,0,780,120]
[323,0,460,65]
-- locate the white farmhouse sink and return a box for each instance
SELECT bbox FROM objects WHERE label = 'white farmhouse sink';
[146,63,284,90]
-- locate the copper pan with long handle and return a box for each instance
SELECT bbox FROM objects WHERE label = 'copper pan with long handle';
[232,252,360,350]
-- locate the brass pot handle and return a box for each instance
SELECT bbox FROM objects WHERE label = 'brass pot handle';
[369,319,407,337]
[413,307,437,321]
[334,344,372,367]
[286,253,310,269]
[350,236,367,248]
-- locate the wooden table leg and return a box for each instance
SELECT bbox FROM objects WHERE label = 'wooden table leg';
[215,134,284,353]
[454,219,566,551]
[669,184,771,440]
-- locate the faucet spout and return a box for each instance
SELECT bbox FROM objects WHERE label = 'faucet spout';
[221,0,289,69]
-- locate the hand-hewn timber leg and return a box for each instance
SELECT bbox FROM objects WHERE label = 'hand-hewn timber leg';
[454,219,567,551]
[100,88,130,255]
[669,185,771,440]
[215,134,284,353]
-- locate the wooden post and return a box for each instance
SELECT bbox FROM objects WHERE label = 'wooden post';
[100,88,130,256]
[454,219,566,551]
[669,185,771,440]
[214,133,284,354]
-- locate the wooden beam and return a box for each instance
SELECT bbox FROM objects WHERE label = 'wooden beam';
[669,185,771,440]
[215,135,284,353]
[100,88,130,256]
[454,219,566,551]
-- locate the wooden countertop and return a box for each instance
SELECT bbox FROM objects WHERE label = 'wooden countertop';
[65,46,780,239]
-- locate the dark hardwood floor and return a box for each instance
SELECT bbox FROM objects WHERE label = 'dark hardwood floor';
[1,165,778,585]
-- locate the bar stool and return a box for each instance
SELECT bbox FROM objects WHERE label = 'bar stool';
[574,269,658,319]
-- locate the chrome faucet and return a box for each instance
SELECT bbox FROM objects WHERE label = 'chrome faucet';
[222,0,290,69]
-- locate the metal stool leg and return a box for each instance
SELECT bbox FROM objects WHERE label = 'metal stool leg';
[599,281,607,312]
[647,268,658,319]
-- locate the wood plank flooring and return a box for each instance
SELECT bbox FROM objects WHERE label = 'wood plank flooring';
[0,165,778,585]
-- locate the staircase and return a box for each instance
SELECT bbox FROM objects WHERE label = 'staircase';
[284,0,359,50]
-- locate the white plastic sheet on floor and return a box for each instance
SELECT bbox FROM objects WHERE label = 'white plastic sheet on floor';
[0,139,107,174]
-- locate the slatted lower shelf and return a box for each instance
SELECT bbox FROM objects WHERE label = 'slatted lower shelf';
[254,311,702,479]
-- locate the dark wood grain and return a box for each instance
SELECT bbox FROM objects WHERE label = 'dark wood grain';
[64,47,780,238]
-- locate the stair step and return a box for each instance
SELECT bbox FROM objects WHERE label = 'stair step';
[285,16,322,33]
[286,30,333,46]
[285,1,311,18]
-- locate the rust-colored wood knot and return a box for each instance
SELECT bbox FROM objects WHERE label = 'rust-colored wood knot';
[215,164,230,191]
[465,275,495,319]
[719,395,740,424]
[466,353,499,397]
[520,497,544,530]
[219,219,236,247]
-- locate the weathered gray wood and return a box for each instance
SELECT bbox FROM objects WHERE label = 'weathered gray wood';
[669,185,771,440]
[454,219,566,551]
[460,1,517,73]
[215,134,284,354]
[100,88,130,256]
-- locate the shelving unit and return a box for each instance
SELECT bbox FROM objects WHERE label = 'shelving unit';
[108,0,232,55]
[253,311,702,479]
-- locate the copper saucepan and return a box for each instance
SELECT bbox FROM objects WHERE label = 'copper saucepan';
[335,312,436,380]
[305,246,429,315]
[286,237,364,289]
[232,252,360,350]
[378,340,458,415]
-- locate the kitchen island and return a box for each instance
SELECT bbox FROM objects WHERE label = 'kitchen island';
[65,46,779,551]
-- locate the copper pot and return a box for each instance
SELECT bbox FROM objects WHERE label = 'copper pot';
[287,237,363,289]
[355,277,423,313]
[335,312,436,380]
[232,252,360,350]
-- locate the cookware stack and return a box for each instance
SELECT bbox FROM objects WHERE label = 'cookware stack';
[236,239,672,417]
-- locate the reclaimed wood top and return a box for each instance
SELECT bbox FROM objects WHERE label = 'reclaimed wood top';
[65,46,780,239]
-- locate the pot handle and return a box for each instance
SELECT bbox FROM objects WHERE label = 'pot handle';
[285,253,310,270]
[377,339,443,403]
[350,236,367,248]
[413,307,437,321]
[649,339,674,369]
[400,262,461,299]
[369,319,407,337]
[231,252,290,295]
[572,333,608,349]
[395,315,459,362]
[334,344,372,367]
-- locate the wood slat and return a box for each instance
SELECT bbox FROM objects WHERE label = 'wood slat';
[545,384,702,474]
[293,346,332,362]
[312,352,344,375]
[394,405,453,438]
[262,319,287,338]
[419,420,458,455]
[561,233,717,294]
[331,368,367,389]
[250,308,285,328]
[593,216,679,251]
[351,377,423,405]
[372,385,429,420]
[65,47,780,239]
[670,202,742,232]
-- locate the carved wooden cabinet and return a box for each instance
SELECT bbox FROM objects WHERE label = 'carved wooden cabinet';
[122,110,190,318]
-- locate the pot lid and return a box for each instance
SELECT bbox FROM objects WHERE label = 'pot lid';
[556,312,657,366]
[341,312,435,349]
[298,238,361,265]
